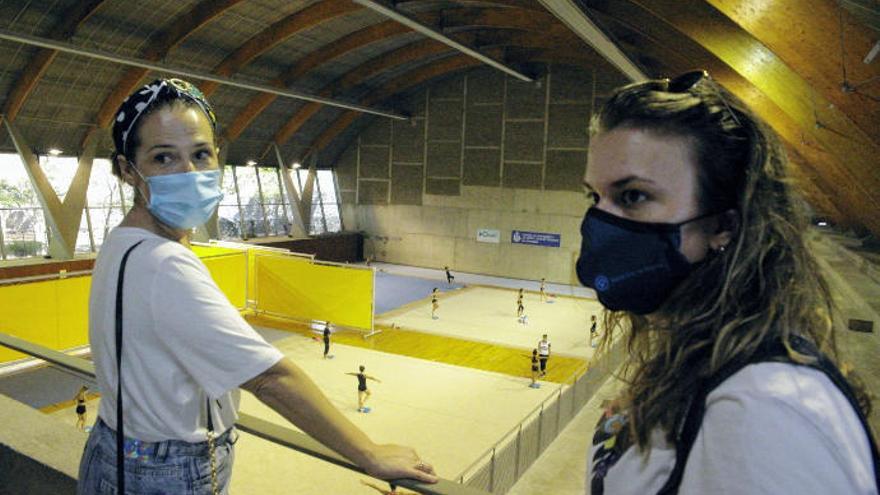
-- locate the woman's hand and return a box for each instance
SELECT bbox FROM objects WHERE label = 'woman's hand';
[362,443,438,484]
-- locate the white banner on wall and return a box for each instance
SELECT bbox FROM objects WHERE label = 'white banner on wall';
[476,228,501,243]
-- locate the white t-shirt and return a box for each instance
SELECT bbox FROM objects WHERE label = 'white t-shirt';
[90,227,284,442]
[539,340,551,356]
[588,363,877,494]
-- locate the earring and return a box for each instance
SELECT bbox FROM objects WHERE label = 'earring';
[718,245,727,253]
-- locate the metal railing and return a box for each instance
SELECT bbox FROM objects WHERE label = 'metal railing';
[456,341,625,493]
[0,332,486,495]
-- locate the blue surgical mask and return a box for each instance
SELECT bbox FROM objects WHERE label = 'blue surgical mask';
[134,168,223,230]
[576,207,717,315]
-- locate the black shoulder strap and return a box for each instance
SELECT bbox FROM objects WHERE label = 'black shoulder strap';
[657,336,880,494]
[115,240,144,495]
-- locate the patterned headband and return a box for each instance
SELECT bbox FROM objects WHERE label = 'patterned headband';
[112,78,217,157]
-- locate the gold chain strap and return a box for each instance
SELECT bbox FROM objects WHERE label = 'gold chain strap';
[206,430,219,495]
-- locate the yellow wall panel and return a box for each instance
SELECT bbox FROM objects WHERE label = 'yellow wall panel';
[200,253,247,309]
[55,276,92,351]
[0,281,60,362]
[254,254,374,330]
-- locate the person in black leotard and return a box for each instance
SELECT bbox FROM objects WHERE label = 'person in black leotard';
[525,349,541,387]
[74,385,89,431]
[346,366,381,412]
[431,288,439,320]
[444,266,454,285]
[516,289,525,319]
[323,322,332,359]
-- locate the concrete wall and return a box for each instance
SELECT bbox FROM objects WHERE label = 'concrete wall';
[335,63,628,282]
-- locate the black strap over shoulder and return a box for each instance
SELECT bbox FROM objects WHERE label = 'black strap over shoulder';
[115,240,144,495]
[114,239,216,494]
[657,335,880,494]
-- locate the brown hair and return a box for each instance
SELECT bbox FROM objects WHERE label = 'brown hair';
[590,74,871,450]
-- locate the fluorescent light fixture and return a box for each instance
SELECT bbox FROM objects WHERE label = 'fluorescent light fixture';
[292,162,301,169]
[352,0,533,82]
[817,221,828,227]
[48,148,62,156]
[246,160,257,166]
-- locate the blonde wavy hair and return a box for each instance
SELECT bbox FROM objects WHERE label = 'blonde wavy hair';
[589,72,871,450]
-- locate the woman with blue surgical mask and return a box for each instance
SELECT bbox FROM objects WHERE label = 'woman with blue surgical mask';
[581,71,878,494]
[78,79,437,494]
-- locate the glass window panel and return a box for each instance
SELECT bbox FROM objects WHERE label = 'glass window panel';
[220,166,238,206]
[2,207,46,258]
[235,166,266,238]
[258,168,283,236]
[120,181,134,214]
[0,153,40,208]
[258,168,282,203]
[324,203,341,233]
[217,204,241,240]
[309,204,325,235]
[318,170,337,204]
[89,205,125,249]
[75,210,93,254]
[39,155,78,201]
[86,159,120,209]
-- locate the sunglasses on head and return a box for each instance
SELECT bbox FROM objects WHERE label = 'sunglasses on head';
[663,70,743,128]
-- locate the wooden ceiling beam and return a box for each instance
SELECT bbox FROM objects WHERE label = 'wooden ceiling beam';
[627,0,880,236]
[709,0,880,142]
[224,6,578,144]
[92,0,244,130]
[200,0,363,96]
[2,0,106,124]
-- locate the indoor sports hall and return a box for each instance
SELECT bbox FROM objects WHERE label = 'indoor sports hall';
[0,1,878,495]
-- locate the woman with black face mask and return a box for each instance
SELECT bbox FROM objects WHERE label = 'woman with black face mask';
[579,71,878,494]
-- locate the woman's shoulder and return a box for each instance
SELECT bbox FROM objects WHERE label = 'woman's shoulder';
[705,362,870,464]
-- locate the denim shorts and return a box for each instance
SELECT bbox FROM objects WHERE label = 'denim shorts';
[77,418,236,494]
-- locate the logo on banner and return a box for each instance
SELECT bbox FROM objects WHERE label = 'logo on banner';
[511,230,561,248]
[477,229,501,243]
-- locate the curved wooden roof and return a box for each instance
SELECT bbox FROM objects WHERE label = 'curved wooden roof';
[0,0,876,234]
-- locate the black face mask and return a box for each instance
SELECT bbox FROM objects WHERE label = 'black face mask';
[576,207,717,315]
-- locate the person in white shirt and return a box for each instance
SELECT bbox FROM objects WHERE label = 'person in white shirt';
[77,78,436,495]
[537,334,551,377]
[578,71,878,494]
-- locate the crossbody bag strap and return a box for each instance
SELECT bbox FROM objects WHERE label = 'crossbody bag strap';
[115,240,144,495]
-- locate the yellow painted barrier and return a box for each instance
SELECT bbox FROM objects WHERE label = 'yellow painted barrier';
[254,253,374,331]
[0,275,90,363]
[0,243,371,365]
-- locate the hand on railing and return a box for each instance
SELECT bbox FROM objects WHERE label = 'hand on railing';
[362,443,437,484]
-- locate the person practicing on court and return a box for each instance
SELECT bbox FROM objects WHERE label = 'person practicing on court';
[516,289,525,318]
[323,322,332,359]
[525,349,541,388]
[539,278,546,302]
[431,288,439,320]
[74,385,89,431]
[444,266,454,285]
[537,335,551,376]
[581,71,878,493]
[347,366,381,413]
[78,78,437,495]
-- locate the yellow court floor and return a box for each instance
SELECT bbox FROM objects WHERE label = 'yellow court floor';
[246,312,588,384]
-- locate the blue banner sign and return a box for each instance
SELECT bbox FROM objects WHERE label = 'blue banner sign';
[511,230,561,247]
